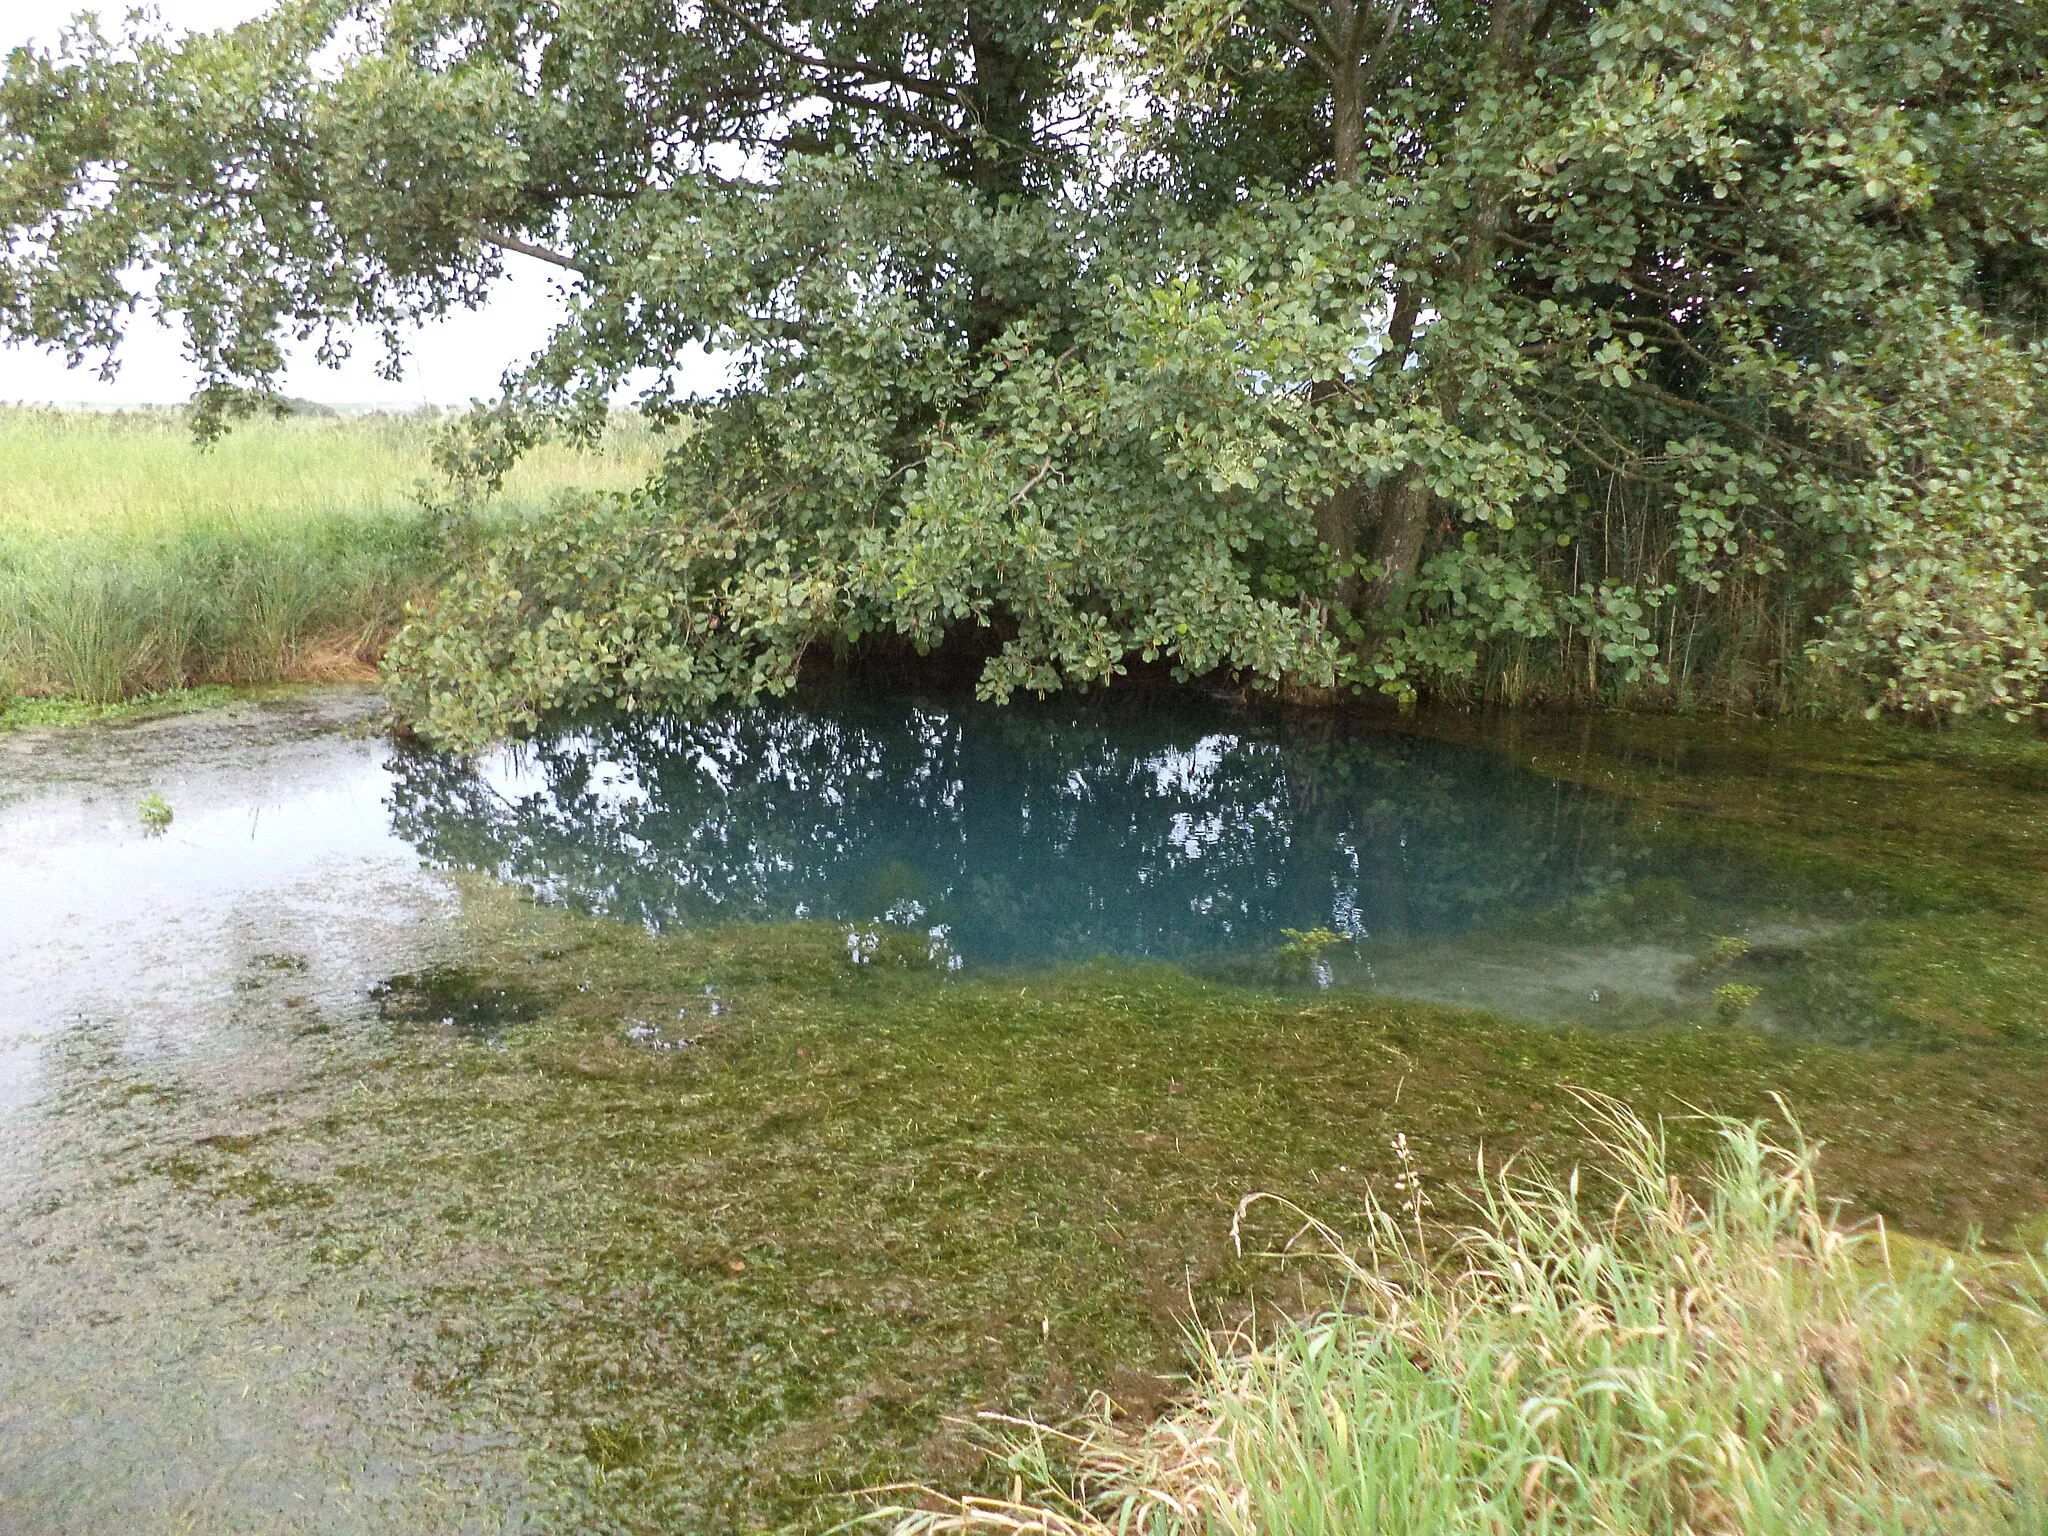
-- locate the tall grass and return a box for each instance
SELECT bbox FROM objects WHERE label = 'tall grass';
[889,1099,2048,1535]
[0,406,658,702]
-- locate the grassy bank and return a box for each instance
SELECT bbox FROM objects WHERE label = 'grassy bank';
[0,406,657,703]
[893,1103,2048,1535]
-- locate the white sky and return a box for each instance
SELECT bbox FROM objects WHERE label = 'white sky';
[0,0,689,407]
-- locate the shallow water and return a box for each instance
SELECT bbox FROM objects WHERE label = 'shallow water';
[0,691,455,1115]
[0,691,512,1531]
[3,686,2045,1532]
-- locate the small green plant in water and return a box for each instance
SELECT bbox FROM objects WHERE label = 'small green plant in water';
[1275,927,1346,989]
[1714,981,1762,1023]
[1706,934,1752,967]
[1275,927,1344,962]
[1685,934,1754,985]
[136,791,173,834]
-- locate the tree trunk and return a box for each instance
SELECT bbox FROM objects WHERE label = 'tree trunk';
[1361,473,1432,620]
[1358,2,1538,632]
[960,5,1036,352]
[1311,0,1370,606]
[1359,283,1425,623]
[1329,0,1364,184]
[963,6,1032,200]
[1317,477,1365,608]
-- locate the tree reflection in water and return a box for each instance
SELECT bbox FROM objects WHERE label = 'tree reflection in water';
[385,693,1651,967]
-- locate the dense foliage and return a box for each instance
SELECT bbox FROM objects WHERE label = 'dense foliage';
[4,0,2045,741]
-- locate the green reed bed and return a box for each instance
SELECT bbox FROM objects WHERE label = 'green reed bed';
[893,1101,2048,1536]
[0,406,656,703]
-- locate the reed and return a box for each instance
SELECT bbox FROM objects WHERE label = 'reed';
[885,1098,2048,1535]
[0,406,657,702]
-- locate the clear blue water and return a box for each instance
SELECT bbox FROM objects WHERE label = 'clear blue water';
[387,690,1690,968]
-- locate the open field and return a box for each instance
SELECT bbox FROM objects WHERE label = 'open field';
[0,407,659,703]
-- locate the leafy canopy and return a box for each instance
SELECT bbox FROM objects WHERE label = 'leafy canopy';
[4,0,2045,742]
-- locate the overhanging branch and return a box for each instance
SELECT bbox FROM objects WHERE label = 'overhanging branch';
[716,7,966,105]
[471,222,590,275]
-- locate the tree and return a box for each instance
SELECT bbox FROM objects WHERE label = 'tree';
[1091,0,2048,709]
[4,0,2045,744]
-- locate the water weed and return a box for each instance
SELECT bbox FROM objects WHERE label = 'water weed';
[20,871,2048,1533]
[11,692,2048,1532]
[0,683,237,731]
[1715,982,1764,1023]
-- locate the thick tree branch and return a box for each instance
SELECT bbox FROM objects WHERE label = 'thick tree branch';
[471,222,589,275]
[717,8,967,105]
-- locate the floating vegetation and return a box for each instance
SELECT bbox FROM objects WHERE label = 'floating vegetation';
[369,963,539,1029]
[1715,981,1764,1022]
[1701,933,1752,969]
[13,858,2048,1533]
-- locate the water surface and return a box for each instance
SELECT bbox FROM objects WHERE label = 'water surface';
[389,690,1863,1029]
[397,696,1631,955]
[4,686,2045,1534]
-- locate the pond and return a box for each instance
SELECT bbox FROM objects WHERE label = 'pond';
[395,694,1636,964]
[3,685,2046,1532]
[388,689,1890,1032]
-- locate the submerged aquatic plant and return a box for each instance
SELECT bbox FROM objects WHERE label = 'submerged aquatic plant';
[1705,935,1754,969]
[881,1098,2048,1535]
[1275,927,1346,989]
[1715,981,1764,1023]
